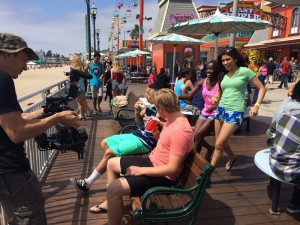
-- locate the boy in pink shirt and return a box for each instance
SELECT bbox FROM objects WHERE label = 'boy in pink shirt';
[94,89,194,224]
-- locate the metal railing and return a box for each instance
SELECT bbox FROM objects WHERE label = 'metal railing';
[1,79,74,225]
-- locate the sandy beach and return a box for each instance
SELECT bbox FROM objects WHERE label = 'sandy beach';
[15,66,69,108]
[15,66,69,97]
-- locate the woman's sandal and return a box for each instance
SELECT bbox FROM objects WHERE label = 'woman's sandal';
[89,204,108,214]
[226,155,238,172]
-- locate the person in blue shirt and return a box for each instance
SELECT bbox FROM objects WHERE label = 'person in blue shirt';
[86,51,103,115]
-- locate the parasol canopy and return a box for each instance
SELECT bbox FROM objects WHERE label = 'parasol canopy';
[148,33,204,82]
[169,8,271,59]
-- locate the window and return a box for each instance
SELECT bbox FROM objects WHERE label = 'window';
[272,13,280,37]
[291,8,300,34]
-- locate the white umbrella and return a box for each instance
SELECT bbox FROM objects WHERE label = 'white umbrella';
[130,49,151,56]
[267,0,300,6]
[147,33,204,82]
[126,49,151,67]
[27,61,37,65]
[169,8,271,59]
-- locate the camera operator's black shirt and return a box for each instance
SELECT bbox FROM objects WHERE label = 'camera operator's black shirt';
[0,70,30,174]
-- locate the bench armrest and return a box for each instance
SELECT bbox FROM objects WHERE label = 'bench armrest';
[118,125,138,134]
[142,185,197,207]
[116,109,135,120]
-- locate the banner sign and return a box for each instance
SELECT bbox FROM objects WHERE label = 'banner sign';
[170,13,195,25]
[221,2,268,20]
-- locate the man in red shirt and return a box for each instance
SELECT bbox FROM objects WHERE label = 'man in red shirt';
[278,56,291,89]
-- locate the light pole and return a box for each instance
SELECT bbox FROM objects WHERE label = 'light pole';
[85,0,91,60]
[139,0,144,64]
[96,28,100,51]
[90,4,97,53]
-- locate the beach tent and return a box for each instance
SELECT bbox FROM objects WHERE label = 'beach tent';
[27,61,37,65]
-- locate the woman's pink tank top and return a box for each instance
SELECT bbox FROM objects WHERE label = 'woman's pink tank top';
[202,78,219,116]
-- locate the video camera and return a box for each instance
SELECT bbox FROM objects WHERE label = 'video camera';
[35,83,88,160]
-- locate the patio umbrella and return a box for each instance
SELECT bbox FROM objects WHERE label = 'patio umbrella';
[169,8,271,59]
[130,49,151,56]
[127,49,151,67]
[27,61,37,65]
[267,0,300,6]
[147,33,204,82]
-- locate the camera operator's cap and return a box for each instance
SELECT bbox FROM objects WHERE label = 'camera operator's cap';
[0,33,39,60]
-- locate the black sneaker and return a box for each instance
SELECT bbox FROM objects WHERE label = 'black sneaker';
[70,178,90,193]
[287,203,300,214]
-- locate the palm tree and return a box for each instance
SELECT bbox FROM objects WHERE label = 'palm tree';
[129,24,139,40]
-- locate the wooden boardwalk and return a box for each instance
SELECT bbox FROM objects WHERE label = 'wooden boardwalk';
[42,82,300,225]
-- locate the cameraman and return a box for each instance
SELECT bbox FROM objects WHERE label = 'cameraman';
[0,33,80,224]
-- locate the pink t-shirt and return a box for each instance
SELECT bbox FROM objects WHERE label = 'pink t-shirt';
[259,66,268,76]
[148,73,156,85]
[149,116,193,181]
[202,78,219,117]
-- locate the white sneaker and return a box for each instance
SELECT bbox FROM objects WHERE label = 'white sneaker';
[79,114,86,120]
[86,110,92,117]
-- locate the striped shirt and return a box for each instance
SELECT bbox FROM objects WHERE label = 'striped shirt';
[268,110,300,184]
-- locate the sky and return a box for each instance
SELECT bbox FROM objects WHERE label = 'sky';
[0,0,226,57]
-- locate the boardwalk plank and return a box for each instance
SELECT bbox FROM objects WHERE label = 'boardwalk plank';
[40,83,300,225]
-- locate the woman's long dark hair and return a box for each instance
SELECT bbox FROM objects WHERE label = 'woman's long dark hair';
[217,47,247,73]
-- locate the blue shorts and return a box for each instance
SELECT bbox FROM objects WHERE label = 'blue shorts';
[214,106,244,126]
[198,113,214,121]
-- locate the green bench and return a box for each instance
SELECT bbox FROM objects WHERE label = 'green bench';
[111,91,138,128]
[132,150,214,225]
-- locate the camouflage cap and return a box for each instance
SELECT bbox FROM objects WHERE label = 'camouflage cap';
[0,33,39,60]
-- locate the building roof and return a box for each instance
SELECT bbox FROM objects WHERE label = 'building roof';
[247,28,269,45]
[150,0,199,39]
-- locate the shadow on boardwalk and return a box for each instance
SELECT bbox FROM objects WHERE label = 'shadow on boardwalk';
[42,82,300,225]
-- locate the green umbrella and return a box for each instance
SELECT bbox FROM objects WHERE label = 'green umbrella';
[148,33,204,82]
[169,8,271,59]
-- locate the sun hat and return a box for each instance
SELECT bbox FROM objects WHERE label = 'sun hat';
[0,33,39,60]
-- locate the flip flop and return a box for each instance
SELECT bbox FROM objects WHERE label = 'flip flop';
[89,204,108,214]
[226,155,238,172]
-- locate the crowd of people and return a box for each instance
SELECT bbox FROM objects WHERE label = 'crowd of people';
[0,32,299,225]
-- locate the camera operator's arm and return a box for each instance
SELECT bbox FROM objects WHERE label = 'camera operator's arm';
[21,108,44,120]
[0,110,80,144]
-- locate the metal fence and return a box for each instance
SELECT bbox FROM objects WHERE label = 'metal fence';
[1,79,74,225]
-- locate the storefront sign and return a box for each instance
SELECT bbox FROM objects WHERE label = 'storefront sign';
[125,40,139,47]
[170,13,195,25]
[221,2,267,20]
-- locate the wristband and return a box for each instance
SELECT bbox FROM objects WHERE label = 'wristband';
[254,103,260,108]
